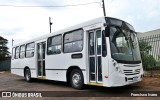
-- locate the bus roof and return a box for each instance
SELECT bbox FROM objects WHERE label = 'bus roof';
[13,17,130,47]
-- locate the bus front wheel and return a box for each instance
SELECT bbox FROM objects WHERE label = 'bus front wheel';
[25,68,32,82]
[70,69,84,89]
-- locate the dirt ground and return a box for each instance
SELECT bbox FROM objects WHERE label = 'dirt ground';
[0,71,160,100]
[135,76,160,87]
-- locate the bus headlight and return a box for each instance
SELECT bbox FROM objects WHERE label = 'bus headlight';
[113,61,122,73]
[115,67,119,71]
[115,66,122,73]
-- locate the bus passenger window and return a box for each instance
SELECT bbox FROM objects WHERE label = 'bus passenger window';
[20,45,25,59]
[15,46,19,59]
[89,32,94,55]
[64,29,83,53]
[47,35,62,55]
[25,42,35,58]
[96,30,101,55]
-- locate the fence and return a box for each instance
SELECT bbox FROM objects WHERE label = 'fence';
[0,59,11,71]
[138,34,160,77]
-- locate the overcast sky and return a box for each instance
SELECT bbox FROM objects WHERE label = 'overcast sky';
[0,0,160,52]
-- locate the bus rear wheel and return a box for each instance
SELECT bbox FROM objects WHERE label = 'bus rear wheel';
[25,68,32,82]
[70,69,84,89]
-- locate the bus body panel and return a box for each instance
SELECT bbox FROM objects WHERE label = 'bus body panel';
[45,52,86,82]
[11,57,36,77]
[11,69,23,76]
[45,52,86,70]
[108,63,143,86]
[45,70,67,81]
[101,37,110,87]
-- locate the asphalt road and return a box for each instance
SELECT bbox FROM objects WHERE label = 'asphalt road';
[0,72,160,100]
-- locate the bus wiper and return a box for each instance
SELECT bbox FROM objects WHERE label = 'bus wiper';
[129,32,138,49]
[117,27,130,47]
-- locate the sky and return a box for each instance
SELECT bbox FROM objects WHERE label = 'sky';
[0,0,160,53]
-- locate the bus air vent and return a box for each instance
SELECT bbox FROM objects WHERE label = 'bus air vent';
[123,69,140,75]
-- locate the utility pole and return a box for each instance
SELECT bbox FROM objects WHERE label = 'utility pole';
[49,17,52,33]
[102,0,106,16]
[12,39,14,46]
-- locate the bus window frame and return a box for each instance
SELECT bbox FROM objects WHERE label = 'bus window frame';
[15,46,20,59]
[19,44,25,59]
[63,29,84,53]
[25,42,35,58]
[47,34,62,55]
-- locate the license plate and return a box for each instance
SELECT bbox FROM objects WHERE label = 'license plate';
[133,76,138,81]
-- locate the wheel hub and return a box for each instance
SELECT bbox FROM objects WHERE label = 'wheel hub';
[72,73,81,86]
[26,69,30,81]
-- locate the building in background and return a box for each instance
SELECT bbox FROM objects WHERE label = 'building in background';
[137,29,160,61]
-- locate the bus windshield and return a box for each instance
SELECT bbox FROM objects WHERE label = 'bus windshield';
[109,26,141,63]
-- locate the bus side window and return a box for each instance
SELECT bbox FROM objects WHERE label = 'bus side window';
[47,35,62,55]
[64,29,83,53]
[102,30,107,57]
[26,42,35,58]
[15,46,20,59]
[20,45,25,59]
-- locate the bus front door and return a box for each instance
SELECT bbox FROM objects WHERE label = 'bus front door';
[37,42,46,77]
[88,29,103,83]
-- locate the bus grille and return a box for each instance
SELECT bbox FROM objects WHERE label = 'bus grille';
[123,69,140,75]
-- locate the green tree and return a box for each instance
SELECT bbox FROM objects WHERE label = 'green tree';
[0,36,10,61]
[139,40,156,68]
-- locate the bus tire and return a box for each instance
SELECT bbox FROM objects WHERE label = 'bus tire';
[70,69,84,89]
[24,68,32,82]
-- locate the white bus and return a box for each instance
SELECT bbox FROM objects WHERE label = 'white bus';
[11,17,143,89]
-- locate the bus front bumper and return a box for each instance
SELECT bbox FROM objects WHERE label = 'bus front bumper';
[108,72,143,87]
